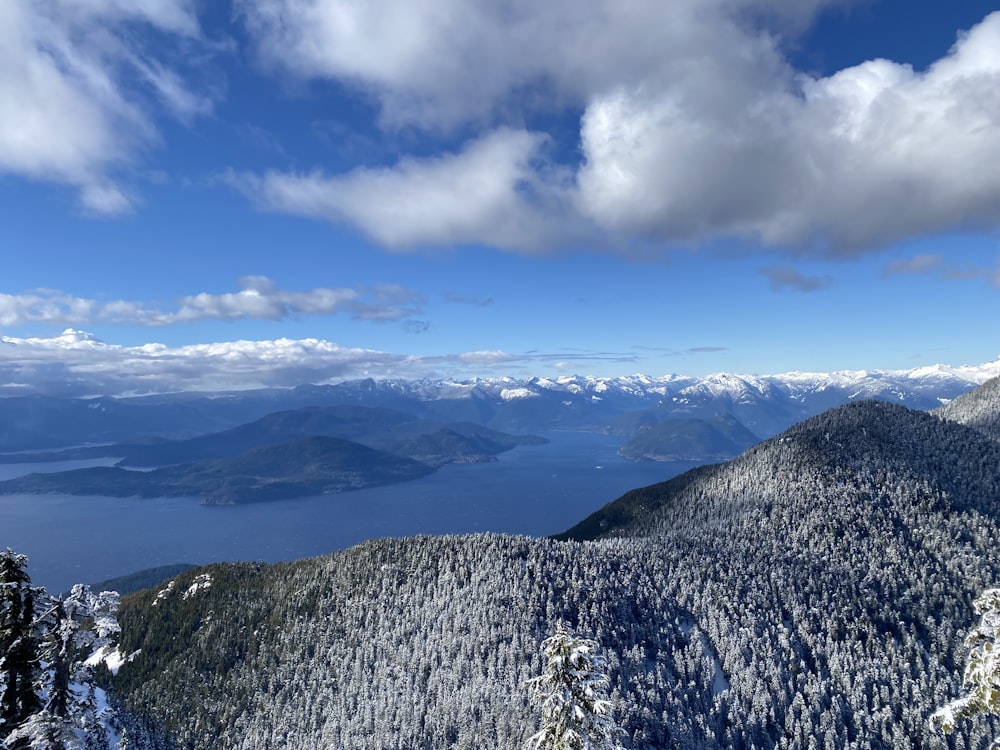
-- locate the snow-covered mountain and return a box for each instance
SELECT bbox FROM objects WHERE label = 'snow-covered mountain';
[2,359,998,452]
[290,358,1000,438]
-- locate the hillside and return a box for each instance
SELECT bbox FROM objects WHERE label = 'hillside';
[936,375,1000,442]
[617,414,759,461]
[0,436,435,504]
[110,384,1000,749]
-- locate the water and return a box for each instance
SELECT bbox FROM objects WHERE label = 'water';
[0,432,698,593]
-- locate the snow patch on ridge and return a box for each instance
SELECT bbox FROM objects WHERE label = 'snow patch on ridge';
[500,387,539,401]
[183,573,213,600]
[152,580,175,606]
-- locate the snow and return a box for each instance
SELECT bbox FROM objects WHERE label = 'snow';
[500,387,539,401]
[152,579,175,606]
[678,619,729,696]
[322,359,999,410]
[83,645,136,676]
[182,573,213,600]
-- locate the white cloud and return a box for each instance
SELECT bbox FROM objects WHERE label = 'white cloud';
[237,0,842,130]
[0,0,209,212]
[234,129,581,251]
[0,329,409,396]
[578,10,1000,253]
[237,3,1000,256]
[0,330,646,397]
[0,277,425,328]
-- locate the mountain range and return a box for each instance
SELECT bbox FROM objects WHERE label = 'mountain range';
[1,358,997,460]
[106,374,1000,749]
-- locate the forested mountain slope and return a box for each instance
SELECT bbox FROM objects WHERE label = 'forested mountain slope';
[617,413,759,461]
[936,375,1000,442]
[112,397,1000,749]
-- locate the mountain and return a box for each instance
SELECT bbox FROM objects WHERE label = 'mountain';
[936,374,1000,442]
[0,436,435,504]
[362,422,547,467]
[617,413,759,461]
[1,360,996,455]
[108,379,1000,749]
[0,406,545,469]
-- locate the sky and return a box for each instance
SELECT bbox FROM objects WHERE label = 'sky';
[1,0,1000,397]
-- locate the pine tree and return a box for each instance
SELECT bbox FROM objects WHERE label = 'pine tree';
[1,549,40,749]
[930,587,1000,748]
[2,551,120,750]
[525,623,623,750]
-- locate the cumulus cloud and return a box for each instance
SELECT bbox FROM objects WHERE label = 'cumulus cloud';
[230,129,582,251]
[0,0,211,212]
[759,266,834,292]
[236,0,841,130]
[0,330,641,397]
[0,277,425,328]
[236,2,1000,256]
[0,329,409,397]
[581,14,1000,253]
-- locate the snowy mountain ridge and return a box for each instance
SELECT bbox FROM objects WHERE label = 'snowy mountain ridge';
[331,357,1000,405]
[2,358,997,453]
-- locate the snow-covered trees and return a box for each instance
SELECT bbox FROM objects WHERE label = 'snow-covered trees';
[525,623,622,750]
[2,550,40,747]
[930,587,1000,747]
[0,553,120,750]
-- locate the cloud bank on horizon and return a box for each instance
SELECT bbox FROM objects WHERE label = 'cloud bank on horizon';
[2,0,999,255]
[0,328,656,397]
[1,328,997,399]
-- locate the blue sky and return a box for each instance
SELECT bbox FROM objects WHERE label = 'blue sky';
[1,0,999,396]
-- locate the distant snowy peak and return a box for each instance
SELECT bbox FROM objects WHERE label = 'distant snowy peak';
[387,359,999,404]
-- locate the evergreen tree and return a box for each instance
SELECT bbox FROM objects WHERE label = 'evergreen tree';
[2,551,120,750]
[525,623,623,750]
[1,549,39,749]
[930,587,1000,747]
